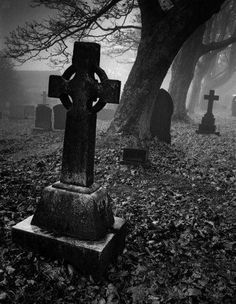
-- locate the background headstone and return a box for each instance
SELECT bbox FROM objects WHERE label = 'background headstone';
[35,104,52,130]
[0,112,2,119]
[232,96,236,117]
[150,88,174,144]
[9,104,25,120]
[53,104,66,130]
[24,105,35,119]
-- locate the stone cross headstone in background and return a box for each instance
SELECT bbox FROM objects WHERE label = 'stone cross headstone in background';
[13,42,126,279]
[34,104,52,131]
[232,95,236,117]
[53,104,66,130]
[150,89,174,144]
[42,91,47,105]
[196,90,220,135]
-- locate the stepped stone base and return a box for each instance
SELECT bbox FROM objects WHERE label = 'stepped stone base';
[12,215,126,279]
[31,182,114,241]
[196,113,220,136]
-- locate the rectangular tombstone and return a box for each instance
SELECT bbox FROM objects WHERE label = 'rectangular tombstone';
[34,104,52,131]
[53,104,66,130]
[150,89,174,144]
[121,148,148,165]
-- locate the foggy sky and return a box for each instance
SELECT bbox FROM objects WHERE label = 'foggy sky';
[0,0,54,70]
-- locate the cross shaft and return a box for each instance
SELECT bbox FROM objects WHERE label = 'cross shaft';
[48,42,120,187]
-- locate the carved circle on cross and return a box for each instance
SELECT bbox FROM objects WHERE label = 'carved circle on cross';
[59,64,108,113]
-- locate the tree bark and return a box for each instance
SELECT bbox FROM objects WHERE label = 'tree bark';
[108,0,226,140]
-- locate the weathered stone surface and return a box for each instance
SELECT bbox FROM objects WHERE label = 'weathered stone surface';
[61,112,96,187]
[12,215,126,279]
[31,182,114,241]
[53,104,66,130]
[150,89,174,144]
[196,90,220,135]
[121,148,148,165]
[34,104,52,131]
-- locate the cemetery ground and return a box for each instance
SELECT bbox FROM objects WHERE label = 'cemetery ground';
[0,115,235,304]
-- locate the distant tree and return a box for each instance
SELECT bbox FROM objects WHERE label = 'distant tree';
[0,53,27,111]
[199,42,236,106]
[5,0,227,140]
[168,0,236,120]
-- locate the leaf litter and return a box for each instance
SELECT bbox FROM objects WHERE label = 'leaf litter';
[0,116,235,303]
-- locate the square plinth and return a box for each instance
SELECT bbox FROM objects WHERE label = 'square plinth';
[12,215,126,279]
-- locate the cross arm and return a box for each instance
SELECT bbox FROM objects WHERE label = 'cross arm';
[98,79,121,104]
[48,75,70,99]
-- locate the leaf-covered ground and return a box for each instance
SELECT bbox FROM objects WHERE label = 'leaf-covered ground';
[0,115,235,304]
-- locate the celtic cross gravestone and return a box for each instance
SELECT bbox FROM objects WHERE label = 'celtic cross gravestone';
[13,42,126,278]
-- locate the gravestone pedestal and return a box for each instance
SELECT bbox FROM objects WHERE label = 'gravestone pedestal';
[13,215,126,279]
[196,113,220,135]
[31,182,114,241]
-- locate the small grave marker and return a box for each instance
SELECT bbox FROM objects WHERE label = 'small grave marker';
[196,90,220,135]
[121,148,148,165]
[13,42,126,278]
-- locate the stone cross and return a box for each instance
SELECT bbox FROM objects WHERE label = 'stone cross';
[204,90,219,115]
[41,91,47,105]
[48,42,121,187]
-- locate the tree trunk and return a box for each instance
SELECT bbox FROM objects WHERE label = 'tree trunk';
[108,0,226,140]
[168,25,205,120]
